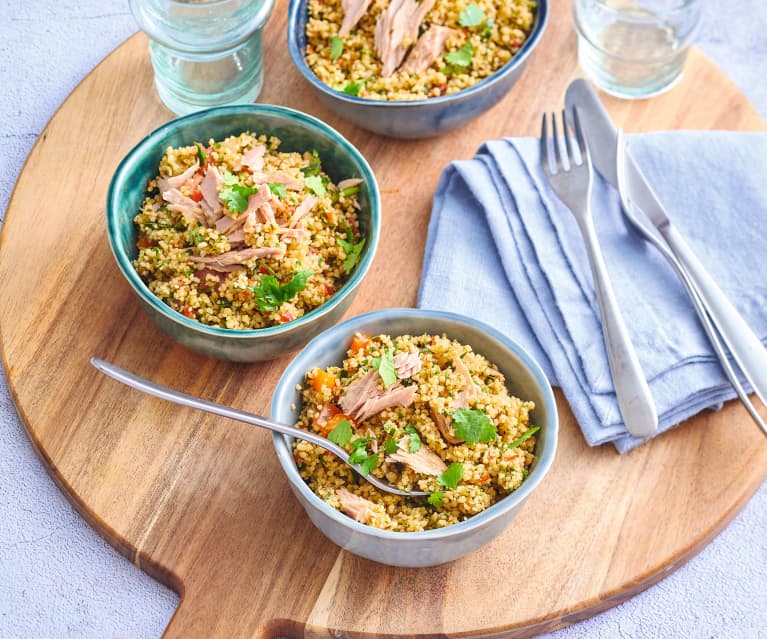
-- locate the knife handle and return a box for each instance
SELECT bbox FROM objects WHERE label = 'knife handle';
[662,224,767,406]
[579,215,659,438]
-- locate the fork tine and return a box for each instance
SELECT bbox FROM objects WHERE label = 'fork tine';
[551,111,562,171]
[571,106,591,164]
[540,113,550,173]
[562,108,575,167]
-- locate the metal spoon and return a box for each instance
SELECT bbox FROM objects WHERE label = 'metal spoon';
[90,358,430,497]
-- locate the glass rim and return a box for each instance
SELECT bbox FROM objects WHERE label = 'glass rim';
[573,0,702,17]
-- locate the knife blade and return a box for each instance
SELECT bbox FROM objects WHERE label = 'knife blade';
[565,79,767,410]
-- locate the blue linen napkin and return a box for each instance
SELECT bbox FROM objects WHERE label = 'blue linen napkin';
[418,132,767,453]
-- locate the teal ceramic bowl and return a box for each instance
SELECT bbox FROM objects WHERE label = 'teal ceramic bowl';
[271,308,558,567]
[106,105,380,361]
[288,0,548,138]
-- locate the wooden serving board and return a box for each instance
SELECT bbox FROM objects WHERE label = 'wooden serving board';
[2,1,766,636]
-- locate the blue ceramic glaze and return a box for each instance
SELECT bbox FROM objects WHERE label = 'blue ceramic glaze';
[271,308,558,567]
[106,104,380,361]
[287,0,549,139]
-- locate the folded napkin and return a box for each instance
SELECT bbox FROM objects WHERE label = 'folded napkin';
[418,132,767,452]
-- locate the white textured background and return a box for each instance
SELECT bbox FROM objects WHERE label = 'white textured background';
[1,1,766,637]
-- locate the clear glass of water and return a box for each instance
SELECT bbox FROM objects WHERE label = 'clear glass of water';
[130,0,275,115]
[572,0,702,99]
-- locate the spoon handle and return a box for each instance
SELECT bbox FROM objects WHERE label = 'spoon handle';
[90,357,347,456]
[89,358,429,497]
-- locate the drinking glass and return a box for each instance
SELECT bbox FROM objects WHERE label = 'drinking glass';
[130,0,275,115]
[572,0,702,99]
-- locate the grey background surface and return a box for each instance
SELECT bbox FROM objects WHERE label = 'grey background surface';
[1,1,766,637]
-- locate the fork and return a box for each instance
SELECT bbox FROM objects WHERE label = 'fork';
[540,108,658,438]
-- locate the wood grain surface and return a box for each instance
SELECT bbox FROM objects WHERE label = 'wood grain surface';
[2,1,766,637]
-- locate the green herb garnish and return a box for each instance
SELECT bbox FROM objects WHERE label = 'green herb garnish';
[267,182,287,199]
[437,462,463,489]
[348,437,378,476]
[428,492,444,508]
[508,425,541,449]
[337,237,365,274]
[248,269,313,312]
[195,142,207,165]
[328,418,353,446]
[444,42,474,68]
[384,437,398,455]
[301,150,322,176]
[340,185,360,197]
[304,174,327,197]
[343,81,363,96]
[451,407,497,445]
[404,424,422,453]
[220,176,258,213]
[371,348,397,388]
[459,3,486,27]
[330,35,344,61]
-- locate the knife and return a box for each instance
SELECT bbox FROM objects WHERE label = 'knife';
[565,78,767,410]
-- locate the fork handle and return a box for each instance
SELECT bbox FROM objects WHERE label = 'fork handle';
[661,224,767,407]
[578,213,659,438]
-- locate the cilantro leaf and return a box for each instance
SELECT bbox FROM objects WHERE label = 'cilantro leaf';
[220,181,258,213]
[508,425,541,449]
[445,42,474,68]
[248,270,313,312]
[328,418,353,446]
[342,81,363,96]
[337,237,365,274]
[384,437,398,455]
[372,349,397,388]
[350,436,374,451]
[359,453,379,476]
[340,185,359,197]
[330,35,344,61]
[301,150,322,176]
[304,174,327,197]
[437,462,463,489]
[194,142,207,165]
[451,407,497,445]
[348,446,369,465]
[404,424,422,453]
[428,492,444,508]
[268,182,287,199]
[459,3,486,27]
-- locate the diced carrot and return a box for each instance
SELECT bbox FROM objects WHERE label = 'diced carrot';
[312,403,355,437]
[349,332,371,354]
[190,189,203,202]
[321,412,353,437]
[181,306,196,319]
[137,234,156,249]
[310,369,336,393]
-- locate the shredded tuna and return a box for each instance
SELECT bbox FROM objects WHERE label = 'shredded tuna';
[387,436,447,476]
[337,178,364,191]
[240,144,266,171]
[278,227,307,243]
[429,356,482,444]
[215,213,246,235]
[227,227,246,244]
[374,0,436,77]
[251,171,304,191]
[189,246,285,271]
[199,165,224,224]
[336,488,375,523]
[401,25,456,73]
[291,195,317,227]
[162,188,205,226]
[158,161,199,193]
[339,370,417,423]
[393,351,422,379]
[339,0,374,37]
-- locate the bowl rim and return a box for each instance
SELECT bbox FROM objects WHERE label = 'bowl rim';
[106,103,381,340]
[287,0,549,108]
[271,307,559,541]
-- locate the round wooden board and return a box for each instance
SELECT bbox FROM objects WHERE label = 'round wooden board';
[2,1,766,636]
